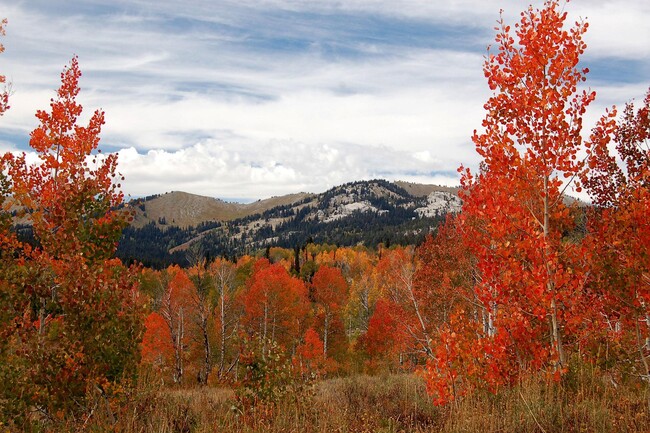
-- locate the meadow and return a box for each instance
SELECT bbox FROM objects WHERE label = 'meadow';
[86,366,647,433]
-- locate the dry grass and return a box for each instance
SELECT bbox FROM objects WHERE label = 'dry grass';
[393,181,460,198]
[71,366,648,433]
[130,191,314,229]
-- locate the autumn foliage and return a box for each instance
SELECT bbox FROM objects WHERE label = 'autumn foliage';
[141,311,174,369]
[0,58,143,427]
[242,260,309,355]
[294,327,327,378]
[421,0,650,407]
[358,297,400,372]
[0,1,649,429]
[582,90,650,383]
[311,265,347,361]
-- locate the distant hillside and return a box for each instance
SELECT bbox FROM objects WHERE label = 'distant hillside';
[117,180,461,268]
[394,181,459,197]
[129,191,314,228]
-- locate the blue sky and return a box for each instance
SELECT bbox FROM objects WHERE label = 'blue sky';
[0,0,648,201]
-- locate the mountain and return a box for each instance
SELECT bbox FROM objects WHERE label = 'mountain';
[116,180,462,268]
[393,181,459,197]
[128,190,314,228]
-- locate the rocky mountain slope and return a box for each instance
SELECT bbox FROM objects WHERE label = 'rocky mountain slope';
[117,179,462,268]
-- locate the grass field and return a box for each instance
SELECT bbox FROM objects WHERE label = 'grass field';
[86,364,648,433]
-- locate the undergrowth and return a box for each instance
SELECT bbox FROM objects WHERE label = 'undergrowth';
[31,363,649,433]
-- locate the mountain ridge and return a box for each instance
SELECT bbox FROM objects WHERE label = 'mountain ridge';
[117,179,462,268]
[127,180,459,229]
[128,190,315,228]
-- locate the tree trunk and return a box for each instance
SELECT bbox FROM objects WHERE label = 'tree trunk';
[544,175,565,368]
[174,307,184,384]
[200,312,211,385]
[219,290,226,378]
[323,311,329,358]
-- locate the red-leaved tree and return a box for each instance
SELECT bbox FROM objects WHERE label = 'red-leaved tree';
[425,0,596,403]
[358,297,401,373]
[311,265,348,360]
[241,260,309,358]
[141,311,174,376]
[293,328,327,379]
[158,265,196,384]
[582,89,650,398]
[0,57,143,426]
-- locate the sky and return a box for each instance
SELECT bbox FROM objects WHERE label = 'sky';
[0,0,648,201]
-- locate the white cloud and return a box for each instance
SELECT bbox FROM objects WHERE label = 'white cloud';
[573,0,650,59]
[0,0,648,200]
[114,137,463,200]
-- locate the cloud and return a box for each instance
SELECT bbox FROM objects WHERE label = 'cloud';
[573,0,650,60]
[0,0,648,200]
[115,138,462,200]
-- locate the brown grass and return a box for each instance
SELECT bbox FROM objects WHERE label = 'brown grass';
[130,191,314,229]
[394,181,460,198]
[63,366,648,433]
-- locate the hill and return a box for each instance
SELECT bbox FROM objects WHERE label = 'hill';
[394,181,459,197]
[117,180,461,268]
[129,191,314,228]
